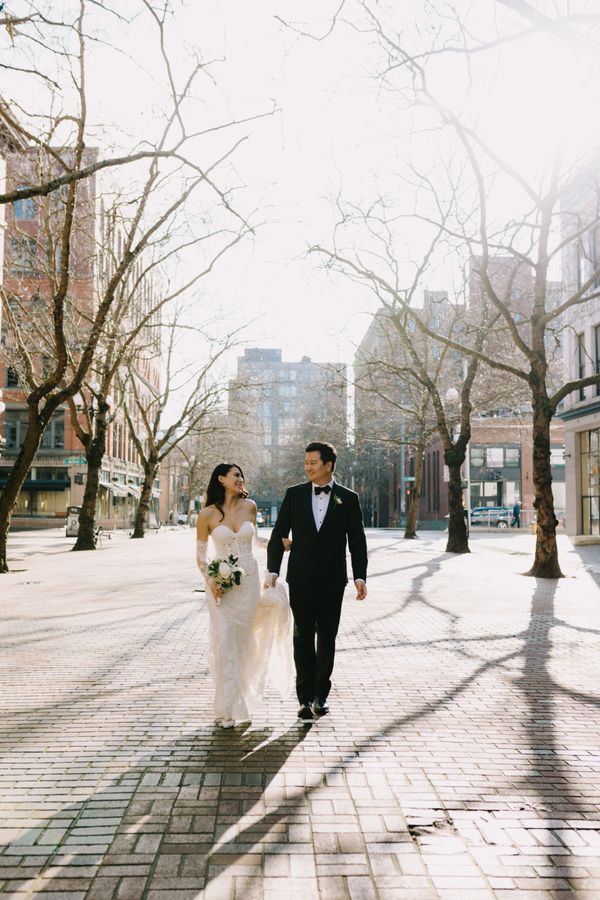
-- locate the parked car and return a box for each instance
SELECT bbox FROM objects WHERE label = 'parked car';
[470,506,512,528]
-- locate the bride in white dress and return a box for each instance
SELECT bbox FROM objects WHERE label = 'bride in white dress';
[195,463,293,728]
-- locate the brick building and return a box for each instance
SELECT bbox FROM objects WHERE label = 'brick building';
[418,416,565,529]
[0,144,161,528]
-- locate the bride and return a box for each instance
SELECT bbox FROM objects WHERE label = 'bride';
[195,463,293,728]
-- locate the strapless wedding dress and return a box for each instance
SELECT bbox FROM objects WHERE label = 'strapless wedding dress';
[206,521,293,725]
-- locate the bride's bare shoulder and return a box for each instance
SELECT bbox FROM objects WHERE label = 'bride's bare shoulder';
[197,506,218,530]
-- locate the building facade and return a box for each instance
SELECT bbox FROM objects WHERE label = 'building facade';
[0,145,161,529]
[560,163,600,540]
[418,416,565,528]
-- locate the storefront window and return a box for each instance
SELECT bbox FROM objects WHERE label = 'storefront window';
[581,427,600,535]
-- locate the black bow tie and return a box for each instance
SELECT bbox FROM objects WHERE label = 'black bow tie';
[314,485,331,495]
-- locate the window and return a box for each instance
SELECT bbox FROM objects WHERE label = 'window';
[6,367,19,388]
[581,427,600,535]
[505,447,520,467]
[4,410,29,449]
[470,446,485,468]
[10,237,38,275]
[13,186,37,220]
[35,467,69,481]
[577,332,586,401]
[40,411,65,450]
[591,227,600,289]
[41,357,53,380]
[486,447,504,468]
[578,241,589,289]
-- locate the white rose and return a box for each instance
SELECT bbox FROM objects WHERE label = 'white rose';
[219,562,232,578]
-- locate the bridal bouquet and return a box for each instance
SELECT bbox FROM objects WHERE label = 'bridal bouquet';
[207,554,245,604]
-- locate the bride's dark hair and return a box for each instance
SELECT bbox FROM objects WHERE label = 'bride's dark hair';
[205,463,248,520]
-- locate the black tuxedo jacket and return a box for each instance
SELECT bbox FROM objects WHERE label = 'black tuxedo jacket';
[267,481,368,588]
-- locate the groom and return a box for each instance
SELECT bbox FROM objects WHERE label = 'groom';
[265,441,368,721]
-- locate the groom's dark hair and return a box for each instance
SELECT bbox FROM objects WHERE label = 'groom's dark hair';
[305,441,337,471]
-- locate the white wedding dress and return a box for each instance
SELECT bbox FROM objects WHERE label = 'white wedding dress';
[199,521,293,725]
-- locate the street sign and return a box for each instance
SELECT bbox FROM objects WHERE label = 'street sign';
[403,476,415,481]
[64,458,87,465]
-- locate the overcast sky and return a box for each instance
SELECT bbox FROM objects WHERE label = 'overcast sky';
[11,1,600,374]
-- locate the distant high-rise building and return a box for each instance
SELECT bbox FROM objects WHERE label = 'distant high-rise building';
[227,349,347,519]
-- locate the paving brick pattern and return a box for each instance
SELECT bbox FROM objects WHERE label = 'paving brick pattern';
[1,528,600,898]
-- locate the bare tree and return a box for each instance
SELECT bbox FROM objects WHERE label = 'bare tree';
[0,2,267,572]
[121,317,237,539]
[306,3,596,576]
[65,201,246,551]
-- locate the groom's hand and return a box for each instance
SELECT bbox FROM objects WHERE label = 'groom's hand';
[354,579,367,601]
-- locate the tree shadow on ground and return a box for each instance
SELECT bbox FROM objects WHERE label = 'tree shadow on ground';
[3,553,600,896]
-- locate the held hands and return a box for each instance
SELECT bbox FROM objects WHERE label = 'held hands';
[261,538,291,589]
[355,579,367,601]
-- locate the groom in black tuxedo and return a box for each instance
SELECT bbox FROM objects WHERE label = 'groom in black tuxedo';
[266,441,368,721]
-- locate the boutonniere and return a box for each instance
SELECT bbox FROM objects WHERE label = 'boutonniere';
[333,494,343,506]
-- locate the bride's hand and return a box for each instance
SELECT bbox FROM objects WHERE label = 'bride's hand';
[282,538,292,552]
[208,580,224,600]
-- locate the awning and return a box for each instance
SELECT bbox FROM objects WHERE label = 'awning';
[127,484,141,498]
[0,479,70,492]
[99,479,126,496]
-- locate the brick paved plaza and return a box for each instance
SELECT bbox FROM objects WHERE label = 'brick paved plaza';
[2,527,600,899]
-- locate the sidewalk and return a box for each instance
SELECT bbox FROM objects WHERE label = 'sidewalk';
[1,529,600,899]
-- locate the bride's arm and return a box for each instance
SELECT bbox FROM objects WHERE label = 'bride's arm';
[195,512,210,576]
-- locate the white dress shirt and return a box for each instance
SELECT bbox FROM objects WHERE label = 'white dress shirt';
[312,479,334,531]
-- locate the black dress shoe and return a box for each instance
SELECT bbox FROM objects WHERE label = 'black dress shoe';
[297,703,314,721]
[312,698,329,716]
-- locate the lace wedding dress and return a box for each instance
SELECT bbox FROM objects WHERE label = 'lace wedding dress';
[197,520,293,726]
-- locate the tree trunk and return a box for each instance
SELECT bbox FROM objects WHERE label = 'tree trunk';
[445,445,469,554]
[72,410,109,552]
[0,417,46,573]
[404,438,425,539]
[526,396,563,578]
[131,460,157,539]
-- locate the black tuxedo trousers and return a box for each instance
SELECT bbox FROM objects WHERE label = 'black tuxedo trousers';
[289,578,345,704]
